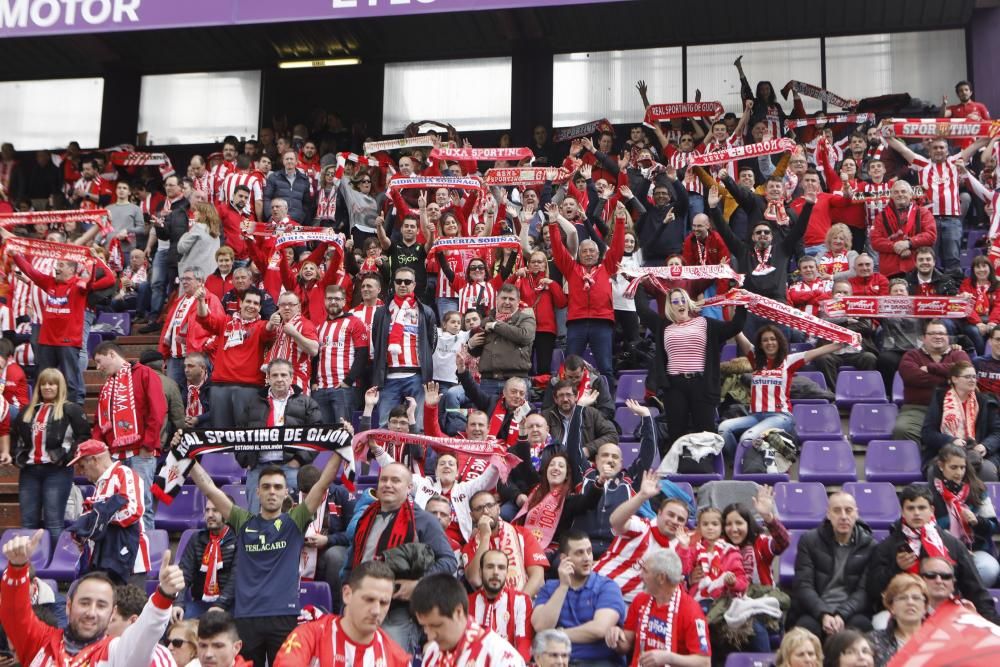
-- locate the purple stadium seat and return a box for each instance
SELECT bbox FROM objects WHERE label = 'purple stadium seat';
[988,484,1000,516]
[798,440,857,484]
[872,529,889,542]
[989,589,1000,616]
[968,229,987,253]
[835,370,887,408]
[663,452,724,486]
[300,581,333,611]
[200,453,245,485]
[843,482,900,529]
[733,440,790,484]
[621,442,640,468]
[865,440,923,484]
[0,529,51,571]
[145,579,159,596]
[550,348,565,374]
[96,312,131,337]
[724,653,776,667]
[154,486,206,532]
[672,481,695,502]
[792,404,843,441]
[960,251,975,271]
[797,371,828,391]
[615,374,647,406]
[176,528,198,564]
[36,531,82,581]
[581,349,597,368]
[145,529,170,579]
[721,343,738,362]
[779,530,804,586]
[615,406,642,439]
[848,403,899,444]
[220,484,249,509]
[789,342,813,353]
[892,372,904,406]
[774,482,828,529]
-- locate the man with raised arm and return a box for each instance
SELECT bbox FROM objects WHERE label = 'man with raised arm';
[184,428,351,666]
[0,528,185,667]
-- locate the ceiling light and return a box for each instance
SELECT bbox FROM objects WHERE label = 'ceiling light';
[278,58,361,69]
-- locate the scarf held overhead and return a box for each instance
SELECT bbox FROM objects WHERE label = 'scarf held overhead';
[3,237,98,277]
[387,176,484,193]
[784,114,875,130]
[483,167,572,186]
[643,102,725,128]
[363,136,436,155]
[780,80,858,109]
[0,208,113,235]
[107,151,175,179]
[553,118,614,143]
[619,264,744,298]
[430,147,535,162]
[879,118,1000,140]
[821,295,974,319]
[687,138,796,167]
[704,289,861,346]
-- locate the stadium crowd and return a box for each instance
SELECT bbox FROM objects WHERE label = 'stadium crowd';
[1,57,1000,667]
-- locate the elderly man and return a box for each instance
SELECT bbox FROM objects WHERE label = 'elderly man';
[467,284,536,397]
[870,180,937,279]
[893,319,970,447]
[221,266,277,318]
[532,630,572,667]
[847,252,890,296]
[542,354,616,421]
[543,379,618,458]
[455,357,531,447]
[605,549,711,667]
[534,531,626,667]
[344,462,457,654]
[547,200,625,388]
[158,266,224,389]
[789,491,876,637]
[262,291,319,394]
[264,151,312,224]
[183,351,212,427]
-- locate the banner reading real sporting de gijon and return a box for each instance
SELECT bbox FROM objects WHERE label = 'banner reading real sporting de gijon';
[0,0,631,38]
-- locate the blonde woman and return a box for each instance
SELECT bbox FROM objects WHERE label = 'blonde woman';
[178,201,222,276]
[866,574,929,666]
[11,368,89,542]
[165,620,200,667]
[817,223,858,280]
[776,627,823,667]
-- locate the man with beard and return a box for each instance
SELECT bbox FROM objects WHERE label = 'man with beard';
[174,498,236,619]
[0,528,184,667]
[313,285,369,424]
[468,550,533,662]
[463,490,548,598]
[275,562,411,666]
[543,379,618,458]
[534,531,625,667]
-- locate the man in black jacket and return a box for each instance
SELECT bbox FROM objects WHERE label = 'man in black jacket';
[867,484,998,621]
[174,497,237,620]
[790,491,875,637]
[234,359,323,513]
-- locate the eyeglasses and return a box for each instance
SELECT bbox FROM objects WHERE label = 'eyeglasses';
[754,229,772,236]
[358,179,371,184]
[670,299,685,306]
[472,501,498,513]
[892,593,927,604]
[957,374,978,380]
[469,266,486,272]
[167,639,193,648]
[394,279,414,286]
[921,571,955,581]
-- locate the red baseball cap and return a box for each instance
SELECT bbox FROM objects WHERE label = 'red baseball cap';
[68,439,109,466]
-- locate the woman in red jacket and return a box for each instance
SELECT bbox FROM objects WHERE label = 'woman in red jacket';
[961,255,1000,355]
[279,242,344,325]
[546,202,625,385]
[511,250,567,375]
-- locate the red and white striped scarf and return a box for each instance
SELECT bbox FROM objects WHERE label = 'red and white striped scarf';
[164,296,197,358]
[704,288,861,346]
[638,588,681,654]
[620,265,743,298]
[934,478,974,546]
[223,313,259,350]
[200,526,228,602]
[31,403,52,465]
[880,118,1000,140]
[941,387,979,441]
[483,167,572,186]
[186,382,204,420]
[265,315,305,367]
[900,521,953,573]
[97,364,140,449]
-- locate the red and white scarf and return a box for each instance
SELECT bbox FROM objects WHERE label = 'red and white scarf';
[643,102,724,128]
[30,403,52,465]
[431,235,522,253]
[200,527,229,602]
[108,151,175,179]
[822,295,974,319]
[483,167,572,186]
[264,314,305,369]
[691,539,736,601]
[387,295,416,356]
[186,382,205,421]
[3,237,97,282]
[764,200,789,225]
[553,118,613,142]
[688,138,796,167]
[638,588,682,654]
[934,478,974,546]
[900,521,954,573]
[879,118,1000,140]
[942,387,979,441]
[785,114,875,130]
[514,488,566,548]
[620,265,743,298]
[97,363,140,449]
[489,400,525,446]
[0,208,113,235]
[781,80,857,109]
[165,295,197,357]
[351,429,521,482]
[752,244,775,275]
[704,288,861,346]
[300,490,327,580]
[430,147,534,163]
[388,176,483,193]
[274,227,340,250]
[558,365,591,401]
[363,136,435,155]
[223,313,259,350]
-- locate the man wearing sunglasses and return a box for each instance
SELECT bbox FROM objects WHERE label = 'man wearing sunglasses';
[371,266,438,427]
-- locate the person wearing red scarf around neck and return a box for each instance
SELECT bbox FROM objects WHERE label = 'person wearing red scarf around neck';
[606,548,711,667]
[195,285,277,429]
[546,200,625,388]
[261,292,319,395]
[158,266,225,390]
[786,255,833,318]
[960,256,1000,357]
[173,497,237,619]
[91,341,166,534]
[510,250,567,377]
[867,483,999,622]
[243,198,299,300]
[847,253,890,297]
[871,180,937,279]
[413,573,526,667]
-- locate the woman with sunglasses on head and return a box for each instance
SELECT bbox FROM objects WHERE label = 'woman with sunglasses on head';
[718,325,842,461]
[335,158,387,248]
[922,360,1000,482]
[928,444,999,586]
[635,286,746,453]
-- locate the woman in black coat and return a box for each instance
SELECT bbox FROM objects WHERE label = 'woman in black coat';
[12,368,90,542]
[637,284,746,454]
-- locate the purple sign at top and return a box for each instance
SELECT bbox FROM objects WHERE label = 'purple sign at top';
[0,0,631,38]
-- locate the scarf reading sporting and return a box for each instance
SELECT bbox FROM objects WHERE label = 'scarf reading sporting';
[483,167,572,186]
[687,138,796,167]
[785,114,875,130]
[350,429,522,482]
[201,526,229,602]
[0,208,112,235]
[643,102,725,128]
[351,498,416,567]
[553,118,613,143]
[934,478,974,546]
[821,295,974,319]
[879,118,1000,140]
[900,521,953,573]
[108,151,175,179]
[781,80,857,109]
[274,227,340,250]
[152,425,353,503]
[96,363,140,449]
[388,176,483,193]
[363,136,436,155]
[941,387,979,441]
[513,488,566,548]
[223,313,260,350]
[620,265,744,298]
[430,147,535,163]
[703,289,861,346]
[2,237,97,280]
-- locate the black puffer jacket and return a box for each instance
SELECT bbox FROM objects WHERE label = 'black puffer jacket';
[789,519,876,626]
[234,385,323,468]
[178,527,237,610]
[11,402,90,467]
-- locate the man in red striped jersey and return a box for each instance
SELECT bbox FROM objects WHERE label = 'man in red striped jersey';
[218,155,264,221]
[314,284,369,423]
[594,471,691,603]
[468,550,533,662]
[275,562,410,667]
